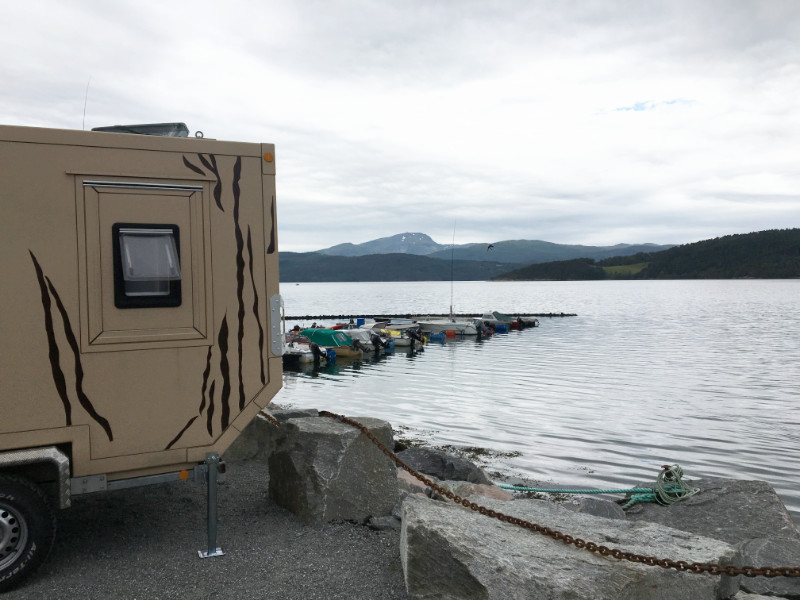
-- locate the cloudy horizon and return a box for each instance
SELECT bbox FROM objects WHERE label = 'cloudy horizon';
[3,1,799,252]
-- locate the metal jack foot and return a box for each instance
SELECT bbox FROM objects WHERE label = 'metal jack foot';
[198,452,225,559]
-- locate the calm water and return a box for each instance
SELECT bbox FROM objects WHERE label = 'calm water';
[275,280,800,520]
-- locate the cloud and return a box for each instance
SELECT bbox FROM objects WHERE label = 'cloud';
[3,0,800,251]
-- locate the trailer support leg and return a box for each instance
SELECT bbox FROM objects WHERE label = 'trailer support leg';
[198,452,225,558]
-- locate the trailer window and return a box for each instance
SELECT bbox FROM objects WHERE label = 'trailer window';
[112,224,182,308]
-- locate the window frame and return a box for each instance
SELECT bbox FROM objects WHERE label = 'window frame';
[112,222,182,309]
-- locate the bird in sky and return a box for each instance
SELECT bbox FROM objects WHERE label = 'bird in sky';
[487,244,494,251]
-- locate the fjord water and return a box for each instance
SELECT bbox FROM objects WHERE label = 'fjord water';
[276,280,800,519]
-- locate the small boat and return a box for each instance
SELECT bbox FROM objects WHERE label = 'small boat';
[416,317,485,336]
[299,328,364,359]
[282,333,326,364]
[479,312,539,330]
[491,311,539,329]
[343,328,393,352]
[359,319,418,332]
[381,328,425,348]
[479,312,511,327]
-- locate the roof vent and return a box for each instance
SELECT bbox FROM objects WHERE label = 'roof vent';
[91,123,190,137]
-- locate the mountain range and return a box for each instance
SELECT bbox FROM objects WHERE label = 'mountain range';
[280,233,676,282]
[317,232,673,264]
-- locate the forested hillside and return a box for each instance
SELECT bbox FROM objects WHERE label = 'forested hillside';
[426,240,672,263]
[634,229,800,278]
[493,229,800,280]
[279,252,519,282]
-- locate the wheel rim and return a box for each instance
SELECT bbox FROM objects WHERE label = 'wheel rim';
[0,500,29,572]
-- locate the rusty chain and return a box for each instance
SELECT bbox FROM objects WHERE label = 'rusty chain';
[311,410,800,579]
[259,409,281,427]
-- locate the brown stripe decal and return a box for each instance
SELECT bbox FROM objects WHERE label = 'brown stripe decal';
[165,416,198,450]
[182,156,205,176]
[29,251,72,426]
[199,154,224,211]
[207,380,216,436]
[218,315,231,429]
[267,195,276,254]
[46,277,113,442]
[247,227,266,384]
[232,157,246,410]
[199,345,212,416]
[165,346,214,449]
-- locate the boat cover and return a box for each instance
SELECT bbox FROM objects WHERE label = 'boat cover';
[299,328,355,347]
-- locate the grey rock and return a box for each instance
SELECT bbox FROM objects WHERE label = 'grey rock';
[563,496,627,520]
[368,515,403,531]
[397,468,431,496]
[269,408,320,422]
[626,477,800,545]
[626,477,800,598]
[223,408,318,462]
[401,495,740,600]
[438,480,514,502]
[223,413,284,462]
[395,447,491,484]
[733,593,790,600]
[268,416,398,525]
[395,470,432,519]
[737,537,800,598]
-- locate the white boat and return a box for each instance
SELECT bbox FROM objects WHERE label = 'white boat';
[416,318,482,336]
[359,320,418,332]
[479,312,540,329]
[381,328,425,348]
[344,328,392,352]
[479,312,511,326]
[282,334,319,364]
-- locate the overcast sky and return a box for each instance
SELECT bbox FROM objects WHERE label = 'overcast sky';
[3,1,799,252]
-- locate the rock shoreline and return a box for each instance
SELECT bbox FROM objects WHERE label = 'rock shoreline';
[7,408,797,599]
[235,408,800,600]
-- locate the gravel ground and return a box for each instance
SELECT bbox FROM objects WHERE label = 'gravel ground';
[5,460,409,600]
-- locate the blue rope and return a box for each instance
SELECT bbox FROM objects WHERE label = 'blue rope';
[497,486,652,494]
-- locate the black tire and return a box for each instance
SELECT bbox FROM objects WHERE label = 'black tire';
[0,474,56,592]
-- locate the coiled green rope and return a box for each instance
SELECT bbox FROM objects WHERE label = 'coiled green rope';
[497,464,700,510]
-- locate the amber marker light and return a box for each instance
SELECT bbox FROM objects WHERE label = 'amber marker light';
[264,152,274,162]
[179,470,190,480]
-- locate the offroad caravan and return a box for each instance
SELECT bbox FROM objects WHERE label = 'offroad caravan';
[0,124,283,590]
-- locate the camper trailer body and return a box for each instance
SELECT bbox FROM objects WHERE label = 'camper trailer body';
[0,124,282,589]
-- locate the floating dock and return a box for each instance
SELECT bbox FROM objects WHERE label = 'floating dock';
[284,312,577,320]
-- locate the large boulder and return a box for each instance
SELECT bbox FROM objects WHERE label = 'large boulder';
[222,414,275,462]
[223,408,319,462]
[626,477,800,598]
[400,495,741,600]
[395,447,491,484]
[268,416,398,525]
[734,537,800,599]
[626,477,800,544]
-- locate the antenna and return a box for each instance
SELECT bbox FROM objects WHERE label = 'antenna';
[82,77,91,130]
[450,220,456,320]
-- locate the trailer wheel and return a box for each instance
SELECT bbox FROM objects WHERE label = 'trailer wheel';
[0,475,56,592]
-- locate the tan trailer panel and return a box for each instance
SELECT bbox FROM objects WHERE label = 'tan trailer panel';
[0,124,281,479]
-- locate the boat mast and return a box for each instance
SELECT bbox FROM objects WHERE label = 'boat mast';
[450,221,455,320]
